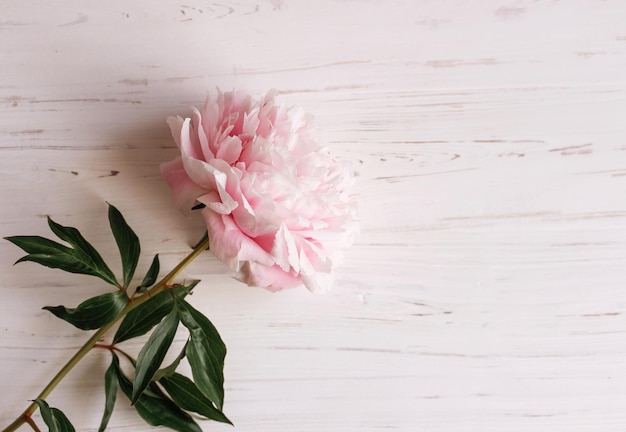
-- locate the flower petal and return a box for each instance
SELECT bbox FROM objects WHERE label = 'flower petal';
[166,116,185,150]
[237,262,302,292]
[271,224,300,273]
[215,135,242,165]
[202,209,274,270]
[160,157,206,209]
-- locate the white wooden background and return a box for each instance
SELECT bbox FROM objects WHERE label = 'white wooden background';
[1,1,626,431]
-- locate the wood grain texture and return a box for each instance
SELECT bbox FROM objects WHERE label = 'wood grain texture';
[1,1,626,431]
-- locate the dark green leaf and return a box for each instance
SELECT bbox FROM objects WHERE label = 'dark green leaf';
[33,399,76,432]
[146,381,168,399]
[43,291,127,331]
[140,254,160,288]
[5,235,117,287]
[113,282,197,344]
[161,373,232,425]
[98,355,118,432]
[108,204,140,289]
[132,309,179,403]
[114,355,202,432]
[47,216,119,286]
[176,299,226,409]
[153,339,188,382]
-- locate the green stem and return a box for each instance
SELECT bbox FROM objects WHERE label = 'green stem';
[1,236,210,432]
[93,344,136,365]
[23,416,40,432]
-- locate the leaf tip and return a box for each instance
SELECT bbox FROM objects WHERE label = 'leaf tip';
[130,392,140,406]
[46,215,58,231]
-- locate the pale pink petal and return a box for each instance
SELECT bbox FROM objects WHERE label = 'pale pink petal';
[295,236,332,273]
[215,135,242,165]
[242,109,260,138]
[179,117,205,161]
[166,116,185,150]
[212,170,238,215]
[202,209,274,270]
[160,157,206,209]
[201,96,218,137]
[234,191,278,239]
[193,107,214,161]
[180,152,218,191]
[271,224,300,273]
[197,191,236,216]
[237,262,302,292]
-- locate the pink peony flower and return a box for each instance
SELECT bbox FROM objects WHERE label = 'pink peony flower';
[161,90,357,292]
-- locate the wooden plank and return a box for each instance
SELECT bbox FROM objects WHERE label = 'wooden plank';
[1,1,626,431]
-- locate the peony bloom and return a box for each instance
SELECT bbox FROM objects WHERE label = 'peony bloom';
[161,90,357,292]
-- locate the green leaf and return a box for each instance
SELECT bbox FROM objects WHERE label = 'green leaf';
[113,282,197,344]
[108,204,140,289]
[5,234,118,287]
[153,339,188,382]
[140,254,160,288]
[33,399,76,432]
[160,373,232,425]
[132,309,179,403]
[47,216,119,286]
[176,299,226,409]
[114,355,202,432]
[43,291,127,331]
[98,355,118,432]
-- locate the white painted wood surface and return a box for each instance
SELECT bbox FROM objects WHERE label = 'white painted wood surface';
[1,1,626,430]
